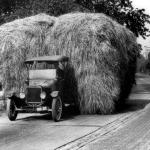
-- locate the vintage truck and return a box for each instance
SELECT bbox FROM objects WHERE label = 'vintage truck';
[7,55,72,122]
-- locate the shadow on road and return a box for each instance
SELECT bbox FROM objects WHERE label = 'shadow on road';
[132,84,150,93]
[17,114,52,121]
[17,106,79,122]
[115,99,150,114]
[116,73,150,114]
[136,73,150,78]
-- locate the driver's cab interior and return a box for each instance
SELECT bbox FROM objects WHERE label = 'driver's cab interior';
[26,61,65,81]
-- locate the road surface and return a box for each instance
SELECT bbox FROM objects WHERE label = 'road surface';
[0,73,150,150]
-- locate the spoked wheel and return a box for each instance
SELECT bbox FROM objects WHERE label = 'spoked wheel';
[7,99,18,121]
[52,97,62,122]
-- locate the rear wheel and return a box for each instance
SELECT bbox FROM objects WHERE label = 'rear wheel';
[7,99,18,121]
[52,97,62,122]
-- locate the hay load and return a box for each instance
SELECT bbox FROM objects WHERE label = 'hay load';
[0,14,57,91]
[0,12,138,114]
[45,13,138,114]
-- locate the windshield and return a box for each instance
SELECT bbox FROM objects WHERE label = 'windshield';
[32,62,58,70]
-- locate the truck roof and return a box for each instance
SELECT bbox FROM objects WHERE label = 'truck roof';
[25,55,69,63]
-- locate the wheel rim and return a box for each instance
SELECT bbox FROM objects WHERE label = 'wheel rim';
[56,98,62,120]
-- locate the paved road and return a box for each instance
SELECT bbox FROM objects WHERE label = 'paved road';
[0,73,150,150]
[83,73,150,150]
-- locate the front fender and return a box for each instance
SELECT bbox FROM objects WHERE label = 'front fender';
[7,95,24,108]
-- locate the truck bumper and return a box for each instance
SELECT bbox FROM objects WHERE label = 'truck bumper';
[16,106,52,113]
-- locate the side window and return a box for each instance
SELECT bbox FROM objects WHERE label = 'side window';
[47,63,57,69]
[36,62,46,69]
[32,61,37,70]
[33,62,47,69]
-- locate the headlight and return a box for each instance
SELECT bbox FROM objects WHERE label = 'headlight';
[51,91,58,97]
[40,92,46,99]
[20,93,25,99]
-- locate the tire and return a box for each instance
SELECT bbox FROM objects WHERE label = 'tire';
[7,99,18,121]
[52,97,62,122]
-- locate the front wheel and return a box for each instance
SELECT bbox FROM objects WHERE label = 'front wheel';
[7,99,18,121]
[52,97,62,122]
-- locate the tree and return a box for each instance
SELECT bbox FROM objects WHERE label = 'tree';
[145,52,150,73]
[75,0,150,39]
[0,0,89,24]
[0,0,28,14]
[0,0,29,24]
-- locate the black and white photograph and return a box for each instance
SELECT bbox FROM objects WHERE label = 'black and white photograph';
[0,0,150,149]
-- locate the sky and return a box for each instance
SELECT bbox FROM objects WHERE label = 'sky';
[131,0,150,47]
[132,0,150,14]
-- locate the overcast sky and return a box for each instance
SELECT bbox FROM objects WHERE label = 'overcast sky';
[131,0,150,47]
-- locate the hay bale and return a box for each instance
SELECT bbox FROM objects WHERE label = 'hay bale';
[0,14,56,91]
[45,13,138,114]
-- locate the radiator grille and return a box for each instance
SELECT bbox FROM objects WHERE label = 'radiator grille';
[26,87,41,103]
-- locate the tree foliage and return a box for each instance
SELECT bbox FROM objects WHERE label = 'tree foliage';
[75,0,150,38]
